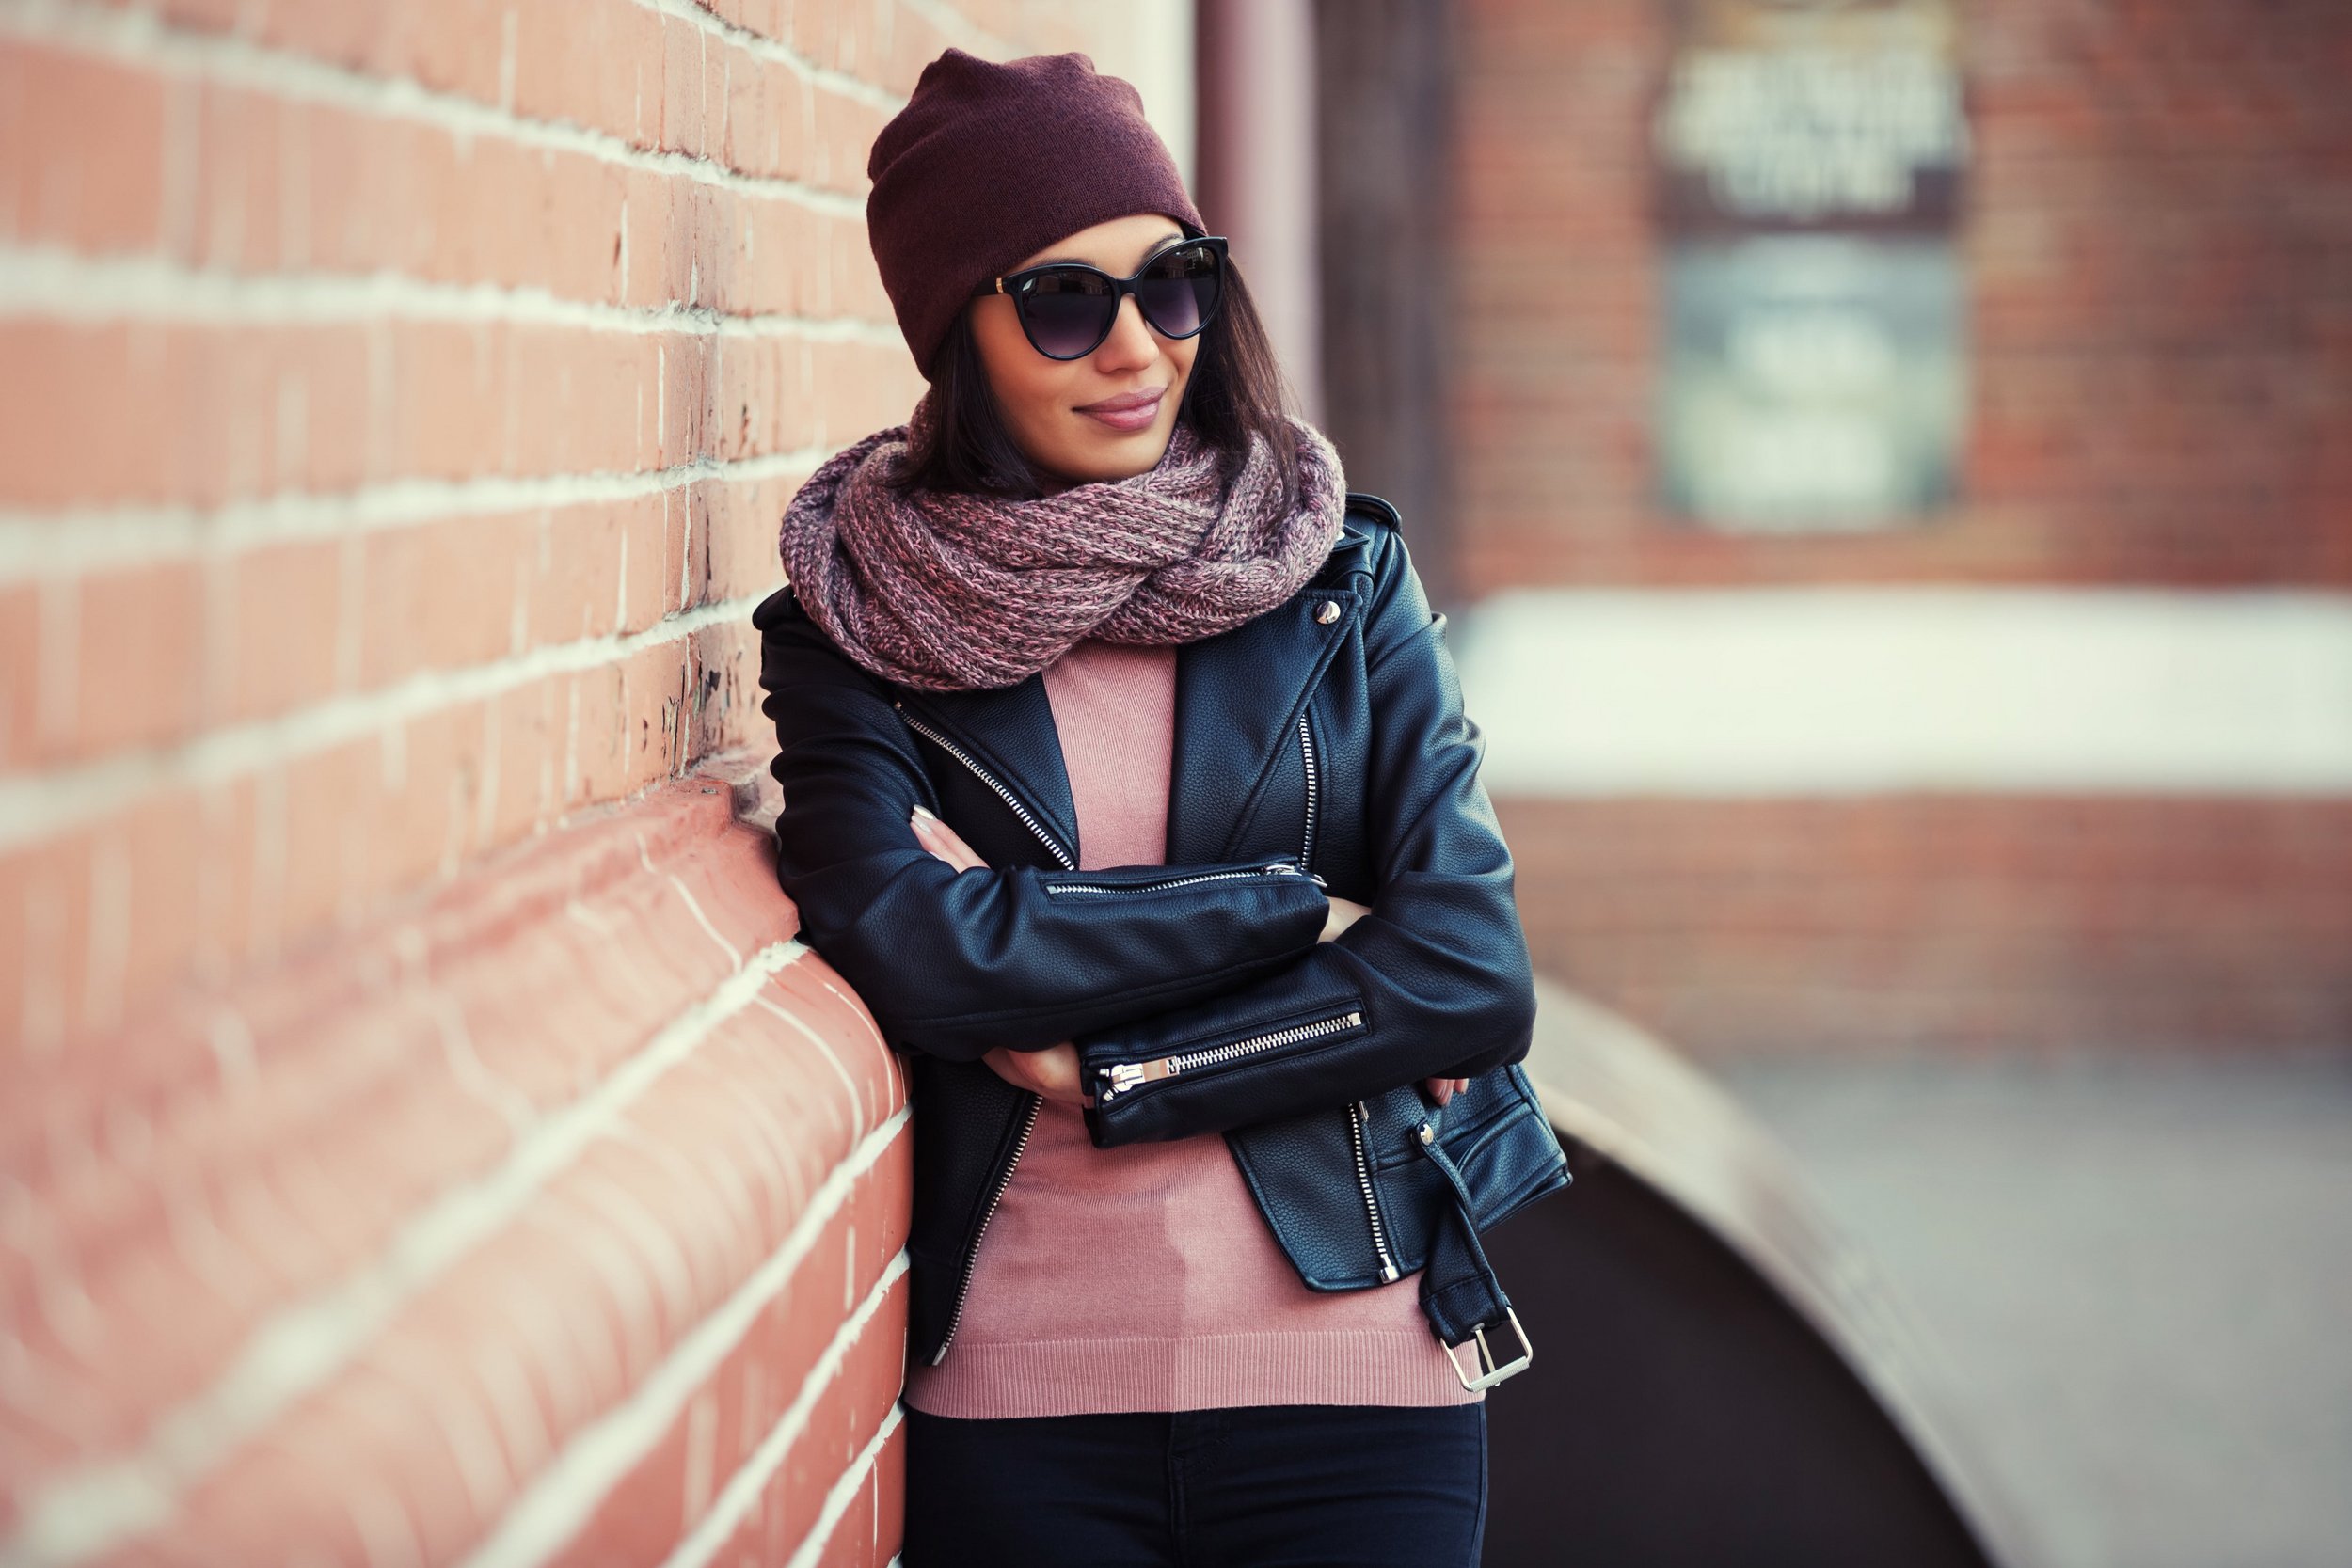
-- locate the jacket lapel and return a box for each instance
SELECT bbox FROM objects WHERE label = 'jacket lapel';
[1168,583,1361,863]
[898,674,1085,863]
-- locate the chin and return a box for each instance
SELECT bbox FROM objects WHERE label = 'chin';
[1059,426,1175,482]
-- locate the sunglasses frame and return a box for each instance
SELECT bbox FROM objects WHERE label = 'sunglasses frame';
[969,234,1231,361]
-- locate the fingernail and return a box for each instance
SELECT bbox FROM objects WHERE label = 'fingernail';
[912,804,937,820]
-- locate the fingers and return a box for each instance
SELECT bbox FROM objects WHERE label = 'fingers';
[1029,1041,1083,1102]
[1422,1075,1471,1106]
[1319,895,1374,943]
[911,804,990,872]
[982,1040,1089,1108]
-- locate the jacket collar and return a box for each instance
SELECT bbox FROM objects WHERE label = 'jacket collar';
[895,519,1374,865]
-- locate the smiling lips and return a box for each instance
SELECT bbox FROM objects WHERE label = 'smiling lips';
[1076,386,1167,431]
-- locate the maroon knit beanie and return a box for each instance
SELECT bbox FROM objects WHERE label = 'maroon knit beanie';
[866,47,1208,381]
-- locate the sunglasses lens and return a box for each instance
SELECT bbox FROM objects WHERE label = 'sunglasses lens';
[1136,243,1222,338]
[1018,269,1119,358]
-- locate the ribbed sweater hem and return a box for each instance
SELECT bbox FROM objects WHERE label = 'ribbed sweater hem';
[901,1329,1487,1418]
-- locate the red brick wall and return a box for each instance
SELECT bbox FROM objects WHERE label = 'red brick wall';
[1450,0,2352,1059]
[0,3,1158,1561]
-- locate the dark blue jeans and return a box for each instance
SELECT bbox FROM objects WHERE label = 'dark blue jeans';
[901,1400,1488,1567]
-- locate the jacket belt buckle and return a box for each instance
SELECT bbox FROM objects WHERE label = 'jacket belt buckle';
[1444,1306,1533,1392]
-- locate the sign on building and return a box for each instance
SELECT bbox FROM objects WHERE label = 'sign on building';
[1652,0,1969,531]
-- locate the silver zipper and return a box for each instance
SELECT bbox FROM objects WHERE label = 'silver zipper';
[1094,1008,1364,1101]
[894,702,1076,871]
[1298,707,1319,871]
[1350,1098,1402,1283]
[1046,863,1304,895]
[930,1092,1043,1365]
[1302,708,1399,1275]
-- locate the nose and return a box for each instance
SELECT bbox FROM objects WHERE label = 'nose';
[1095,292,1158,367]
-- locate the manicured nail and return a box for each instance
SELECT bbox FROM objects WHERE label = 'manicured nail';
[911,804,937,820]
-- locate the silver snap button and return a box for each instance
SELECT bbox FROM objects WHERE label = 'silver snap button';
[1418,1122,1435,1145]
[1313,600,1340,625]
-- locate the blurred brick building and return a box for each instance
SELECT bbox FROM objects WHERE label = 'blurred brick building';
[1406,0,2352,1060]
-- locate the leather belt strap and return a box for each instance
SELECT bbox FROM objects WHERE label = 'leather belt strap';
[1410,1118,1534,1390]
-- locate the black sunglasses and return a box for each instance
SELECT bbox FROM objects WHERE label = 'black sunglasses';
[969,235,1230,361]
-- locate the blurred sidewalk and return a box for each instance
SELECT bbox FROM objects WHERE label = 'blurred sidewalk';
[1712,1051,2352,1568]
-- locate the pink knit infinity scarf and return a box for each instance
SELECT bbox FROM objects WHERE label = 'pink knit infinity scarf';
[777,388,1348,691]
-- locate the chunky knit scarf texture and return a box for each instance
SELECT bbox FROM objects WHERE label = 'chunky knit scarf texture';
[776,389,1348,691]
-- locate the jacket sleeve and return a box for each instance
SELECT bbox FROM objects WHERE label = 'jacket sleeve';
[755,588,1332,1065]
[1073,526,1538,1148]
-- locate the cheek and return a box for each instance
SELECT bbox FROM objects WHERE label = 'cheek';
[974,315,1074,430]
[1005,370,1082,450]
[1168,338,1200,388]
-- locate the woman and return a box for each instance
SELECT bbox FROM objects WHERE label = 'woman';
[754,47,1544,1567]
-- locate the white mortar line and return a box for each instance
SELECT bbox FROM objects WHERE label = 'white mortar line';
[657,1251,909,1568]
[666,871,745,973]
[0,0,875,214]
[0,937,822,1568]
[0,242,905,338]
[0,588,771,853]
[461,1132,912,1568]
[0,447,830,578]
[751,992,864,1137]
[781,1399,906,1568]
[636,0,907,110]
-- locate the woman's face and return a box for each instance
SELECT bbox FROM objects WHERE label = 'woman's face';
[967,212,1201,489]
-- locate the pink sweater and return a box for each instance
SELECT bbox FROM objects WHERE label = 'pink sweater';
[899,638,1484,1418]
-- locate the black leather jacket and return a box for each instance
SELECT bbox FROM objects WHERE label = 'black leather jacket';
[752,493,1539,1369]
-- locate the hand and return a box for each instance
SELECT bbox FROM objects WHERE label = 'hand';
[1320,894,1371,944]
[981,1039,1090,1108]
[911,805,1089,1107]
[910,802,989,873]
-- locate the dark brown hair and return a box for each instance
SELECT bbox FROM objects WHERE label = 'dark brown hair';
[888,239,1305,510]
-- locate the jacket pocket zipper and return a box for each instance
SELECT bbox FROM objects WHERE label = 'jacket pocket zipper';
[1094,1007,1364,1102]
[1350,1098,1402,1282]
[930,1092,1042,1366]
[895,702,1076,871]
[1046,863,1306,895]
